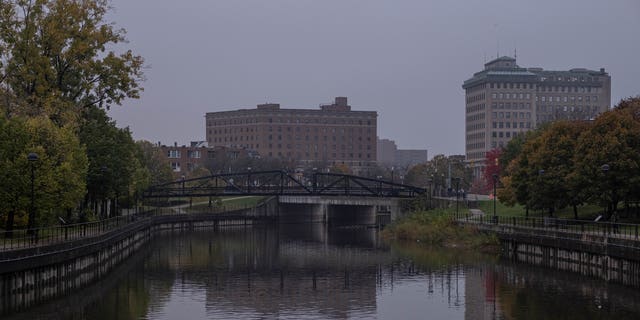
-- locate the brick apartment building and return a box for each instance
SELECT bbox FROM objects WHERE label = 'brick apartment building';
[159,141,250,177]
[205,97,378,171]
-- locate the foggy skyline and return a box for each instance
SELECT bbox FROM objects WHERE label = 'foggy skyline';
[107,0,640,157]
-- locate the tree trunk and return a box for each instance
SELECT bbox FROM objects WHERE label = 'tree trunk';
[111,197,117,217]
[573,205,578,220]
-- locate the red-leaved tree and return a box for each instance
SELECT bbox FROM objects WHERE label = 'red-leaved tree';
[482,148,502,195]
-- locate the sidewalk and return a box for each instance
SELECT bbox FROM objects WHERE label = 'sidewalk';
[469,209,485,216]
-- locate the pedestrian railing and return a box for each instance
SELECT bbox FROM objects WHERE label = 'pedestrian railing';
[0,202,270,253]
[457,213,640,241]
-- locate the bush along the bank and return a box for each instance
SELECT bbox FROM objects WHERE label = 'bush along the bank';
[382,209,499,249]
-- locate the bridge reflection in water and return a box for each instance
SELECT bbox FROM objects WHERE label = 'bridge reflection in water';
[4,225,640,320]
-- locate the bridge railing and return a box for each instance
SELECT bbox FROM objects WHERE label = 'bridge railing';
[459,213,640,241]
[143,170,426,199]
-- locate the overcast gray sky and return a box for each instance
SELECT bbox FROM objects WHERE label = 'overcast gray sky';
[107,0,640,157]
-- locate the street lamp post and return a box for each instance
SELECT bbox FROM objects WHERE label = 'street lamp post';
[27,152,38,236]
[601,164,610,217]
[538,169,545,216]
[391,166,395,184]
[455,178,461,219]
[492,173,498,223]
[247,167,252,194]
[427,178,433,209]
[312,167,317,194]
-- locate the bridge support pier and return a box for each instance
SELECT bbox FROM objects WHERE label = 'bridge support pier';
[278,196,409,227]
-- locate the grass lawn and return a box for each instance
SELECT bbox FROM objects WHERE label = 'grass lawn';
[187,196,266,210]
[219,196,266,207]
[476,200,604,220]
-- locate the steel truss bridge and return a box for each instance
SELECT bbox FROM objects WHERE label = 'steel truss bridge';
[143,170,426,199]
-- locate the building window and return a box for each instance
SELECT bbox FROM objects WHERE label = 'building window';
[168,150,181,158]
[187,150,201,158]
[171,162,181,172]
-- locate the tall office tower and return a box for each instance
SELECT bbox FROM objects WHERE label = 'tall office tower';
[463,56,611,178]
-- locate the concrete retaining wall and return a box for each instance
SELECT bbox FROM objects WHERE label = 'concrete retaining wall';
[0,208,277,315]
[472,223,640,287]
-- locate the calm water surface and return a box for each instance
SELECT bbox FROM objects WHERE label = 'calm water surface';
[6,224,640,320]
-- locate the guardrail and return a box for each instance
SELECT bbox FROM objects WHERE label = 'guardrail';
[458,213,640,241]
[0,203,268,253]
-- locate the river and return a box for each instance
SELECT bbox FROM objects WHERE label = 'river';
[5,224,640,320]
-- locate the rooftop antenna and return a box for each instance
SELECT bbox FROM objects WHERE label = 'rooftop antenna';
[514,47,517,60]
[492,23,500,59]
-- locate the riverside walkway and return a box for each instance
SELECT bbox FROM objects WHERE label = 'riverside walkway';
[457,210,640,286]
[459,210,640,243]
[0,201,274,261]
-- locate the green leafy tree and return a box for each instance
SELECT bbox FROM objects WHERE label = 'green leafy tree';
[0,115,86,234]
[26,117,87,224]
[527,121,587,216]
[404,155,470,195]
[0,116,32,235]
[136,140,173,186]
[79,106,141,217]
[0,0,144,124]
[574,98,640,217]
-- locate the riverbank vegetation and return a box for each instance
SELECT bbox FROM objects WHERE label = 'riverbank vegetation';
[382,208,499,249]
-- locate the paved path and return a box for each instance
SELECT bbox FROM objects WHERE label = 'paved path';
[169,196,257,214]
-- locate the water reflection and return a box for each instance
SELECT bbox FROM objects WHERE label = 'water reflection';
[4,224,640,319]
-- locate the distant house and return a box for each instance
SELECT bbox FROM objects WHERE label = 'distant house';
[159,141,252,178]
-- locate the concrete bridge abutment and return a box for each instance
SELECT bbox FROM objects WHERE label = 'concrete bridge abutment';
[277,196,409,227]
